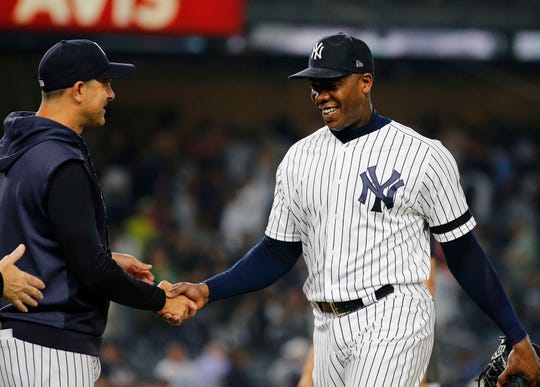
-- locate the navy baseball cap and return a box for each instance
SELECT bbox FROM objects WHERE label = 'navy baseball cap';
[38,39,135,92]
[289,33,374,79]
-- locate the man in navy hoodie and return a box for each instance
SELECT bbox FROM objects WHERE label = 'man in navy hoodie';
[0,39,197,386]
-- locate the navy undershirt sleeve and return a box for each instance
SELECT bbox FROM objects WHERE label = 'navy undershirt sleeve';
[204,236,303,302]
[440,231,526,346]
[47,161,166,311]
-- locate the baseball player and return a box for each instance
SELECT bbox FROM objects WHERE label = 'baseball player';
[167,33,540,386]
[297,237,442,387]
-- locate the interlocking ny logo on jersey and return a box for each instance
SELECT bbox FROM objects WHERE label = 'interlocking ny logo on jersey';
[311,42,324,60]
[359,166,404,212]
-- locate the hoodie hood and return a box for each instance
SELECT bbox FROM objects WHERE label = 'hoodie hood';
[0,111,81,172]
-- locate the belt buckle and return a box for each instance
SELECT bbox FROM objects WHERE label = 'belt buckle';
[329,302,347,317]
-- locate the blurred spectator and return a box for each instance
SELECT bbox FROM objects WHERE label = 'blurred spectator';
[153,342,196,387]
[193,340,230,387]
[98,341,139,387]
[146,241,180,284]
[220,141,278,255]
[223,347,256,387]
[267,337,311,387]
[101,164,133,225]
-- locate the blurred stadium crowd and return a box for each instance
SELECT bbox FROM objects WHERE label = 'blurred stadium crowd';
[84,101,539,387]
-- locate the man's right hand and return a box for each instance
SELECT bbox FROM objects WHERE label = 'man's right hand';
[156,281,199,325]
[167,282,210,309]
[0,244,45,312]
[156,281,209,325]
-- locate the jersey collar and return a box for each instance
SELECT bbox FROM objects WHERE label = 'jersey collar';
[330,110,391,143]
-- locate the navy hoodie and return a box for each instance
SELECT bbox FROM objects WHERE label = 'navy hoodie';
[0,111,164,355]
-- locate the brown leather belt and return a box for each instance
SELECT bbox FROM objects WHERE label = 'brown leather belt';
[317,285,394,316]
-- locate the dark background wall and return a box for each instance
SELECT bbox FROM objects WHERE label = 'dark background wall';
[2,51,540,134]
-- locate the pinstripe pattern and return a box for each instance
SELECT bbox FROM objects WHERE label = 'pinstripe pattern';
[0,330,100,387]
[312,284,434,387]
[266,121,475,302]
[265,119,474,385]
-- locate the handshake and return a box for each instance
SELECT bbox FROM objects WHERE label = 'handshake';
[155,280,210,326]
[110,253,209,326]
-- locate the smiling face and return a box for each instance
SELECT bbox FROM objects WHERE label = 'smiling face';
[309,73,373,131]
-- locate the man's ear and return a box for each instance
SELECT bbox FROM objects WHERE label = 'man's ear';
[360,73,373,94]
[71,81,86,102]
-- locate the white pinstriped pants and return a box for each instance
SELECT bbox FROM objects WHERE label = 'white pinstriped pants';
[0,329,101,387]
[312,283,435,387]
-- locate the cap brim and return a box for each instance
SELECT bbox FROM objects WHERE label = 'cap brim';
[99,62,135,79]
[288,67,350,79]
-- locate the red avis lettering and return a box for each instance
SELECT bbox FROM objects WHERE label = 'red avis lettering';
[0,0,243,36]
[12,0,179,30]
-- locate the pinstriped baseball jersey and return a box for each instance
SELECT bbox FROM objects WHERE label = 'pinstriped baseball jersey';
[265,118,476,303]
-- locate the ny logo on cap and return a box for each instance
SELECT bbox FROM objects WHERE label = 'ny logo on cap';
[311,42,324,60]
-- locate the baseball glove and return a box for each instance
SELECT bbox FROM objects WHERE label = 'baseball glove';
[477,336,540,386]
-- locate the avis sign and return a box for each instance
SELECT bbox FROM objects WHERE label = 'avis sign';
[0,0,244,36]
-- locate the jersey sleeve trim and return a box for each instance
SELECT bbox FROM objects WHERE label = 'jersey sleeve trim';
[430,210,473,235]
